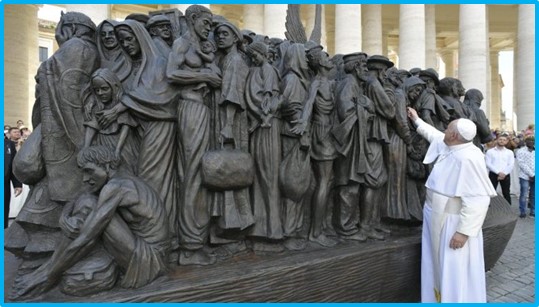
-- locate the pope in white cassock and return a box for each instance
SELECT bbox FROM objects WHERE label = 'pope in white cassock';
[407,107,496,303]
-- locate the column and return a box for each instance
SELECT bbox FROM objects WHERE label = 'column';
[440,50,455,77]
[382,30,388,57]
[4,5,40,126]
[425,5,437,69]
[334,5,361,54]
[489,51,501,129]
[305,5,327,48]
[65,4,110,24]
[515,4,535,130]
[362,5,382,55]
[170,5,190,14]
[399,4,426,70]
[243,4,264,34]
[264,5,287,39]
[458,4,489,113]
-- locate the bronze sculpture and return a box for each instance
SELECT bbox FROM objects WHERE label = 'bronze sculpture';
[5,6,516,302]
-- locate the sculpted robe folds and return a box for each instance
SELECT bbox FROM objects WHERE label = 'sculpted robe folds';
[37,36,99,201]
[415,118,496,303]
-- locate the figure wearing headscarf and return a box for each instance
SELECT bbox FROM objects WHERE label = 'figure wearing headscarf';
[99,19,179,249]
[279,43,312,250]
[96,20,131,82]
[417,68,451,131]
[83,68,139,174]
[463,89,494,149]
[381,68,421,222]
[244,42,283,241]
[404,77,430,215]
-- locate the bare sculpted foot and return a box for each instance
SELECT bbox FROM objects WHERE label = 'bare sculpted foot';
[10,269,51,300]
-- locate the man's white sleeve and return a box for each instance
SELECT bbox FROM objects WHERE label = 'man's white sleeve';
[457,195,490,237]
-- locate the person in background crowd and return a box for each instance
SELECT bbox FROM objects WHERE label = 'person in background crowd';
[516,136,535,218]
[4,137,22,228]
[8,127,22,150]
[485,133,515,205]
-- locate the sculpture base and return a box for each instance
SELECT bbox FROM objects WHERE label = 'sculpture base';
[4,196,516,302]
[5,228,422,302]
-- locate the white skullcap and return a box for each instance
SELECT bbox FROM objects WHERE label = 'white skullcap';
[456,119,477,141]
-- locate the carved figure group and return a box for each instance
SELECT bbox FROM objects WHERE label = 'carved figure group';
[6,6,494,300]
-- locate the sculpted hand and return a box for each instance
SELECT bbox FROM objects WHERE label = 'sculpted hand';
[289,119,307,135]
[14,188,22,197]
[449,232,469,250]
[219,124,234,144]
[407,107,419,121]
[206,73,222,88]
[96,109,118,128]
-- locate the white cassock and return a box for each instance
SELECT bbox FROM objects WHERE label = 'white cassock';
[415,118,497,303]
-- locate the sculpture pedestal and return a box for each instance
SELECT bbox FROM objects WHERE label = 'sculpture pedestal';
[4,196,515,302]
[5,229,422,302]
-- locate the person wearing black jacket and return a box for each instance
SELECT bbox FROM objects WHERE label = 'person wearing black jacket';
[4,138,22,228]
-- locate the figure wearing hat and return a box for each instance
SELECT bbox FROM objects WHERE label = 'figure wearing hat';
[407,107,496,303]
[146,15,174,58]
[332,52,377,242]
[360,55,397,239]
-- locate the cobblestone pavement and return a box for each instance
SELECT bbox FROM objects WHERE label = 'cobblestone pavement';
[486,195,535,303]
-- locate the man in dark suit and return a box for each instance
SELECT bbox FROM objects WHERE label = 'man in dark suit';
[5,138,22,228]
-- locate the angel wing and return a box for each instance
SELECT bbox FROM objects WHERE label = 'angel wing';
[285,4,322,45]
[308,4,322,44]
[285,4,307,43]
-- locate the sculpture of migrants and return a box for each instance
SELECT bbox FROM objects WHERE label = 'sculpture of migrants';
[5,5,517,303]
